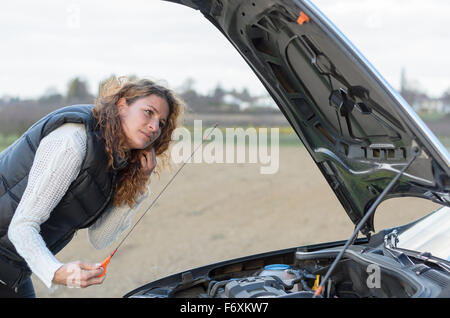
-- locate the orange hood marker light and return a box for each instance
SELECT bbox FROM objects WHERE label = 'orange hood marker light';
[297,11,310,25]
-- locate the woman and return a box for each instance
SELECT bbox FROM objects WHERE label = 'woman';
[0,76,184,297]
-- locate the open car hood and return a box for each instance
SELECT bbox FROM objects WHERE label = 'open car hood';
[164,0,450,235]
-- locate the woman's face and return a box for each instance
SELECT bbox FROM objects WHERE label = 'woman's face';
[118,94,170,150]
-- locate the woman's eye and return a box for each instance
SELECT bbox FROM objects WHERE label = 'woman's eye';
[145,110,153,116]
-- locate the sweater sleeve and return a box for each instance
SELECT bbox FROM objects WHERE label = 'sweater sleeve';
[8,123,86,289]
[87,185,151,250]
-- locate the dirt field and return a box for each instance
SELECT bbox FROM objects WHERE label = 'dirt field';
[32,145,441,298]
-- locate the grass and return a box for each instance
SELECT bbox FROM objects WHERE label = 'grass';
[178,125,303,147]
[438,136,450,149]
[0,127,302,154]
[417,111,448,122]
[2,127,449,153]
[0,133,19,152]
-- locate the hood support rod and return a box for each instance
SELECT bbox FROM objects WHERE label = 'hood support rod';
[314,146,420,297]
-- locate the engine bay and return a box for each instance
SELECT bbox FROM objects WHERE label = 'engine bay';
[126,243,449,298]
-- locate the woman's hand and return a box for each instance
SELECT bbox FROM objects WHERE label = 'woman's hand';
[140,148,157,177]
[52,261,105,288]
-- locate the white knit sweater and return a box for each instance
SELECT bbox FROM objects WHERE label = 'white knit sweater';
[7,123,149,289]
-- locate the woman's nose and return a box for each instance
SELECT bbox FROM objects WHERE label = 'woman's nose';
[148,118,160,132]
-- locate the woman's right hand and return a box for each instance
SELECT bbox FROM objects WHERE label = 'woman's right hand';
[52,261,105,288]
[140,147,157,177]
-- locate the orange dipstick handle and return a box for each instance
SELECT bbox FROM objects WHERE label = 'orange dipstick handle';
[97,249,117,278]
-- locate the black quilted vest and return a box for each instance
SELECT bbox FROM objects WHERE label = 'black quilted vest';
[0,105,125,284]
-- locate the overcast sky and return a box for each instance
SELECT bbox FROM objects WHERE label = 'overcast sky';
[1,0,449,100]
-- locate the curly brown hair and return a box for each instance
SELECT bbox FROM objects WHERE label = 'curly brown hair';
[92,76,184,207]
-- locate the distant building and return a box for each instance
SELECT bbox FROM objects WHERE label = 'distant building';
[418,98,443,113]
[222,93,277,110]
[412,97,450,114]
[399,67,450,114]
[223,93,249,110]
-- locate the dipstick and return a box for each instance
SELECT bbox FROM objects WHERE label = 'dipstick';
[97,123,219,277]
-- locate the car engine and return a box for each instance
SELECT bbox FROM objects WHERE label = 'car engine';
[206,264,318,298]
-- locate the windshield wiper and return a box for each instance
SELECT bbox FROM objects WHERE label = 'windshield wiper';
[403,250,450,274]
[383,229,450,274]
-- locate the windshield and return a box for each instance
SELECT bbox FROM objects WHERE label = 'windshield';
[397,206,450,262]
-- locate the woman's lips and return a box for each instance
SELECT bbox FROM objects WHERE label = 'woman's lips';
[140,130,152,139]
